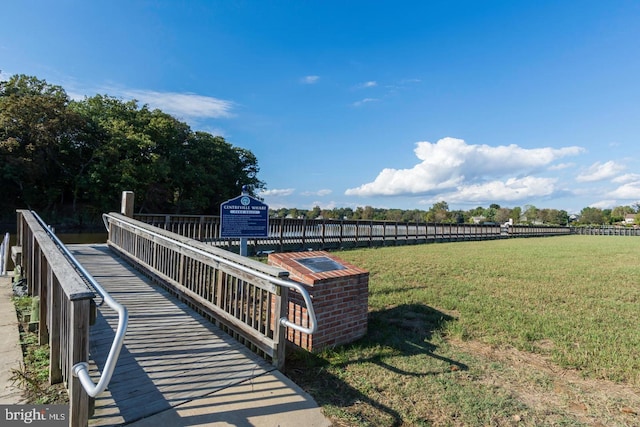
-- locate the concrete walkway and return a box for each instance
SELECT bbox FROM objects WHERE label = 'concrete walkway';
[0,273,26,404]
[125,369,330,427]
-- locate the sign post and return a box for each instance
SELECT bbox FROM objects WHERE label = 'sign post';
[220,189,269,256]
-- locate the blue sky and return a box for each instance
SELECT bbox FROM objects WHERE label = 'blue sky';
[2,1,640,214]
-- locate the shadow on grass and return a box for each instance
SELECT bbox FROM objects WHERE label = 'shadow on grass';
[285,303,467,426]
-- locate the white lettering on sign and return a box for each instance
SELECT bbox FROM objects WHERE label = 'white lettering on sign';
[229,210,262,214]
[222,205,267,210]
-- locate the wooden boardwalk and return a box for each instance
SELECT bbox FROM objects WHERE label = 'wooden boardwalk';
[68,244,275,426]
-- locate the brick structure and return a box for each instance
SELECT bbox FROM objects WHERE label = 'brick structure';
[268,251,369,352]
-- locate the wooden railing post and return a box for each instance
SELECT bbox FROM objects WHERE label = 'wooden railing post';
[69,298,91,427]
[48,269,62,384]
[121,191,135,217]
[272,286,287,370]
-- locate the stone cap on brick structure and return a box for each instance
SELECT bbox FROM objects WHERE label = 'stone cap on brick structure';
[268,251,368,285]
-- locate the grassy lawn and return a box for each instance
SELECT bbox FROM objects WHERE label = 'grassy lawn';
[285,235,640,426]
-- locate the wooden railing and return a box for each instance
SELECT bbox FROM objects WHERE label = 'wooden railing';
[16,210,95,426]
[103,213,316,369]
[571,226,640,236]
[508,224,572,237]
[134,214,572,253]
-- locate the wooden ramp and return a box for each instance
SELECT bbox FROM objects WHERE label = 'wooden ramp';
[68,244,274,426]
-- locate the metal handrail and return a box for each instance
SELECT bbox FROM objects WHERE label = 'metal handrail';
[1,232,9,275]
[31,211,129,398]
[103,213,317,335]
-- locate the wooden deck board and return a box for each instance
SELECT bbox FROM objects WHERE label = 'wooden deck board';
[68,244,274,426]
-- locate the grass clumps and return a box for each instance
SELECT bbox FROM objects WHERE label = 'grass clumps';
[286,236,640,426]
[10,295,68,404]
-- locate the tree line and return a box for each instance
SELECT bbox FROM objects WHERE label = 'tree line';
[270,201,640,226]
[0,74,264,227]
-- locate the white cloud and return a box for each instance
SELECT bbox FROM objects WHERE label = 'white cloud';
[548,162,575,171]
[612,173,640,184]
[590,200,617,209]
[448,177,557,203]
[119,89,235,119]
[575,161,625,182]
[355,81,377,89]
[345,137,584,199]
[352,98,379,107]
[301,189,332,197]
[260,188,295,197]
[608,181,640,199]
[301,75,320,84]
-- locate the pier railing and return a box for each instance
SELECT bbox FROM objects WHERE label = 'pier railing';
[103,212,316,368]
[134,214,572,253]
[570,225,640,236]
[16,210,96,426]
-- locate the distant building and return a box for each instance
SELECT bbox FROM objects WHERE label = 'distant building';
[624,214,637,224]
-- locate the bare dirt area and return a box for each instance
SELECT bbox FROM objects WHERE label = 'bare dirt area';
[450,339,640,426]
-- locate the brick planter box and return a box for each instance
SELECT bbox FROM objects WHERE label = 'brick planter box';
[268,251,369,352]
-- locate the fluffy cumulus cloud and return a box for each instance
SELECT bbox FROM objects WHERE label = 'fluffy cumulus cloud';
[609,173,640,202]
[576,161,626,183]
[608,179,640,200]
[345,137,584,203]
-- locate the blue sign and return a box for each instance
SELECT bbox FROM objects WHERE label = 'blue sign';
[220,195,269,238]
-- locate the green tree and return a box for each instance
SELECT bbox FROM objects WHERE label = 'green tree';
[386,209,403,221]
[523,205,539,224]
[0,74,89,215]
[1,74,265,221]
[579,207,604,225]
[402,209,426,222]
[510,207,522,224]
[426,201,450,223]
[362,206,375,220]
[73,95,264,214]
[307,206,321,219]
[483,207,497,223]
[468,206,485,217]
[450,210,466,224]
[495,208,512,224]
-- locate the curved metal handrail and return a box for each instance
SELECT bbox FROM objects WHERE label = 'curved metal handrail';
[103,213,317,335]
[31,211,129,397]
